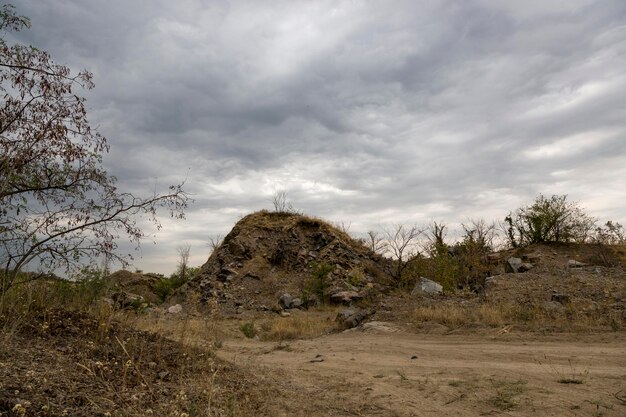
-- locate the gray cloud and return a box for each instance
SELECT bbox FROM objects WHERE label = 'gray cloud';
[13,0,626,273]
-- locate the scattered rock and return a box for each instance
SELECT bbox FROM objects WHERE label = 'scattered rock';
[310,355,324,363]
[330,290,362,305]
[411,355,418,360]
[280,311,291,317]
[551,293,570,304]
[411,277,443,295]
[568,259,587,268]
[157,370,170,380]
[167,304,183,314]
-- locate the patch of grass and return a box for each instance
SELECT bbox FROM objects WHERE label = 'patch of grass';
[538,357,589,385]
[488,379,528,411]
[412,303,513,328]
[239,322,256,338]
[259,312,336,341]
[558,378,584,384]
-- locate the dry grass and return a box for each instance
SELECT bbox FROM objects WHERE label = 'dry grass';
[258,310,339,341]
[411,301,625,331]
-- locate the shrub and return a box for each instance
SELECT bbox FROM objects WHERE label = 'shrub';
[239,322,256,338]
[306,262,334,304]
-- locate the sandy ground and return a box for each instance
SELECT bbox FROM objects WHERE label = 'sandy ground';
[218,327,626,417]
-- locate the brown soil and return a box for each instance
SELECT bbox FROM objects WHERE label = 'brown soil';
[218,328,626,416]
[0,309,282,417]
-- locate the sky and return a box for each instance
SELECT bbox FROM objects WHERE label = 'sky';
[12,0,626,274]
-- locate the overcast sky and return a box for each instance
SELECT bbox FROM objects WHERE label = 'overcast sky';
[13,0,626,274]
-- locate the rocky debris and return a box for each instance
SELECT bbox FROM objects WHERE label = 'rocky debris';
[505,257,534,273]
[336,308,374,329]
[551,293,570,304]
[167,304,183,314]
[411,277,443,295]
[310,354,324,363]
[329,290,362,305]
[568,259,587,268]
[157,370,171,380]
[111,291,145,309]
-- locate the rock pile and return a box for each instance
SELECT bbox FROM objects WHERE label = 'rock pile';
[188,211,394,315]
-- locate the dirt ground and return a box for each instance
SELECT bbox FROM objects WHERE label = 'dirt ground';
[217,327,626,417]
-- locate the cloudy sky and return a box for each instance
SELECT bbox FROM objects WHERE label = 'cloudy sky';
[13,0,626,273]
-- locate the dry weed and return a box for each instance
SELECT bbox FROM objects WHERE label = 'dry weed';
[259,311,337,341]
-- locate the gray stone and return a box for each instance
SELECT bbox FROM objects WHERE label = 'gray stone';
[506,257,533,273]
[167,304,183,314]
[336,308,373,329]
[290,297,303,309]
[568,259,587,268]
[411,277,443,295]
[279,293,293,309]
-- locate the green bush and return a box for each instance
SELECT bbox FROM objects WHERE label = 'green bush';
[154,266,201,301]
[505,194,595,247]
[307,262,334,304]
[239,322,256,338]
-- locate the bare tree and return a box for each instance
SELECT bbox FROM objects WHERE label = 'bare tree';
[271,190,295,213]
[176,244,191,282]
[365,230,388,254]
[207,234,224,254]
[0,6,189,295]
[384,224,423,282]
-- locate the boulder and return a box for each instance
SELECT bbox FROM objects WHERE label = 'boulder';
[505,257,533,273]
[411,277,443,295]
[336,308,373,329]
[279,293,293,309]
[329,290,361,305]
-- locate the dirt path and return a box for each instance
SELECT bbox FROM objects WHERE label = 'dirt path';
[218,327,626,416]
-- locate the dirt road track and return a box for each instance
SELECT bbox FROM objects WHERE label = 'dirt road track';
[219,328,626,416]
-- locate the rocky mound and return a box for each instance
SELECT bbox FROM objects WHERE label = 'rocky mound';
[106,270,164,306]
[188,211,394,315]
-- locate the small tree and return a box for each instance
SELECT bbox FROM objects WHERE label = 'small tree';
[0,6,189,295]
[593,221,626,245]
[384,224,423,284]
[505,194,595,246]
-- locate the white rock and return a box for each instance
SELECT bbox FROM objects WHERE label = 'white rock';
[167,304,183,314]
